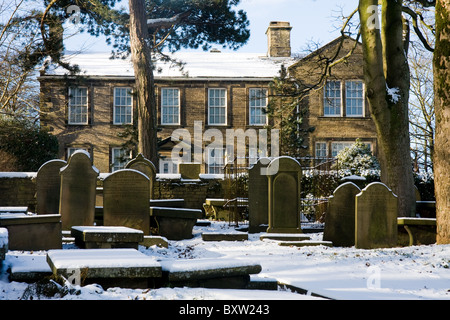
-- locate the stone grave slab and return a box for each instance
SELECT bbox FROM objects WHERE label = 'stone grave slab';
[59,151,99,230]
[0,214,62,251]
[201,232,248,242]
[203,198,228,220]
[266,157,302,234]
[0,207,28,214]
[71,226,144,249]
[323,182,361,247]
[260,233,310,241]
[36,159,66,215]
[150,199,185,208]
[103,169,150,234]
[248,158,270,233]
[355,182,398,249]
[159,258,262,289]
[179,163,201,179]
[278,240,333,247]
[150,207,203,240]
[397,217,436,246]
[125,153,156,199]
[140,235,169,248]
[8,254,53,283]
[47,248,162,289]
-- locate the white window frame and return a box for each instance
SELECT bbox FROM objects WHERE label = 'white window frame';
[249,88,268,126]
[111,147,132,172]
[161,88,181,125]
[206,147,225,174]
[68,87,88,125]
[159,159,179,174]
[315,142,328,158]
[331,141,354,158]
[208,88,227,125]
[113,87,133,125]
[324,80,342,117]
[345,80,365,117]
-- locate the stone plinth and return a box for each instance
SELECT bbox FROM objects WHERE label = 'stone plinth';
[150,207,203,240]
[71,226,144,249]
[0,214,62,251]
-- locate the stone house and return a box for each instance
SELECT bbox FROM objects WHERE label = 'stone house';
[38,21,377,174]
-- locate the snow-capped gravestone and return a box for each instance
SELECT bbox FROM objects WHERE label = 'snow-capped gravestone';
[248,158,270,233]
[125,153,156,199]
[103,169,150,234]
[323,182,361,247]
[36,159,67,215]
[355,182,398,249]
[266,156,302,234]
[59,151,99,230]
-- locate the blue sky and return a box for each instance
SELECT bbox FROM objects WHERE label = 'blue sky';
[65,0,360,54]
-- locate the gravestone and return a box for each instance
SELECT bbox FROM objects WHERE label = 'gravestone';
[125,153,156,199]
[355,182,398,249]
[179,163,201,179]
[248,158,270,233]
[323,182,361,247]
[266,156,302,234]
[59,151,99,230]
[103,169,150,234]
[36,159,67,215]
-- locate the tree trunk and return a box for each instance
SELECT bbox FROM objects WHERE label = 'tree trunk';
[434,0,450,244]
[128,0,159,168]
[359,0,416,217]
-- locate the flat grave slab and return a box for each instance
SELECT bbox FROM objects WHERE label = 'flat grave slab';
[0,227,7,261]
[0,207,28,214]
[260,233,310,241]
[71,226,144,249]
[397,217,436,246]
[159,258,262,289]
[150,199,185,208]
[201,232,248,242]
[150,207,203,240]
[47,249,162,288]
[278,240,333,247]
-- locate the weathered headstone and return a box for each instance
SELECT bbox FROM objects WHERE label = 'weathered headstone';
[355,182,398,249]
[59,151,99,230]
[266,156,302,234]
[125,153,156,199]
[323,182,361,247]
[36,159,67,215]
[248,158,270,233]
[179,163,201,179]
[103,169,150,234]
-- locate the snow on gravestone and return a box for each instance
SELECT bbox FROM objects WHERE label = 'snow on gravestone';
[125,153,156,199]
[59,151,99,230]
[323,182,361,247]
[103,169,150,234]
[36,159,67,215]
[266,156,302,234]
[355,182,398,249]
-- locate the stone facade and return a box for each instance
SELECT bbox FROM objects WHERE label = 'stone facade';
[38,24,378,173]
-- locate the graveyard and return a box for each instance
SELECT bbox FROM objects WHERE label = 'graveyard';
[0,152,449,301]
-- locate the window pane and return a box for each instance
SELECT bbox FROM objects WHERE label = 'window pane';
[346,81,363,116]
[324,81,341,116]
[208,89,226,125]
[161,88,180,125]
[249,88,267,125]
[68,88,88,124]
[114,88,133,125]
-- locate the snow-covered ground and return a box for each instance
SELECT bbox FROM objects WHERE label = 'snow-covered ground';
[0,220,449,301]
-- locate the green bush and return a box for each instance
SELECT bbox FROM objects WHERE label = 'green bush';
[0,119,59,171]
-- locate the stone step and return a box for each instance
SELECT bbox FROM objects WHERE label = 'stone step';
[260,233,311,241]
[201,232,248,242]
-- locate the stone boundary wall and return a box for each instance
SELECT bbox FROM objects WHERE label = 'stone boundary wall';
[0,173,226,212]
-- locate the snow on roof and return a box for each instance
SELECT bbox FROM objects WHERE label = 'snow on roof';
[47,51,296,79]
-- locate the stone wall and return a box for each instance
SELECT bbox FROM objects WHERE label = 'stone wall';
[0,173,225,212]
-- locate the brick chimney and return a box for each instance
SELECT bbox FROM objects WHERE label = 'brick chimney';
[266,21,292,57]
